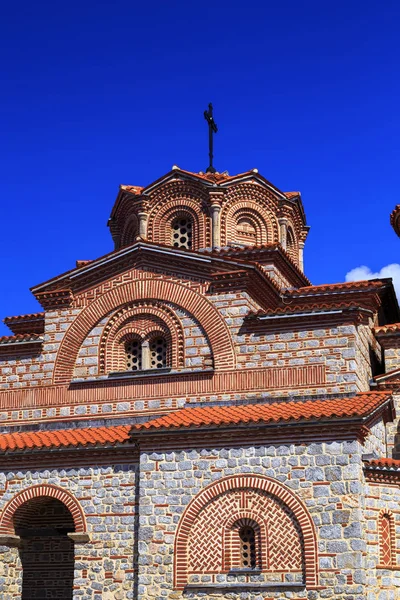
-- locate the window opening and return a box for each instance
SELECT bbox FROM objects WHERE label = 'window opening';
[125,340,142,371]
[172,217,193,249]
[239,525,256,568]
[150,337,167,369]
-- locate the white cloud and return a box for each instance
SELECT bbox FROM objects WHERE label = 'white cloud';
[345,263,400,299]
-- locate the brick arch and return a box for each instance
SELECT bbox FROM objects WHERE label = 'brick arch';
[220,184,280,246]
[0,484,86,536]
[148,199,210,249]
[174,474,318,589]
[100,303,185,373]
[54,279,235,383]
[228,205,270,246]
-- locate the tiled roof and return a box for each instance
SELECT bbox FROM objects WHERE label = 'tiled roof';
[3,312,44,324]
[120,184,145,195]
[0,333,43,345]
[3,312,45,336]
[182,169,239,183]
[284,191,300,199]
[291,280,386,296]
[0,426,131,452]
[135,392,391,432]
[374,323,400,335]
[364,457,400,469]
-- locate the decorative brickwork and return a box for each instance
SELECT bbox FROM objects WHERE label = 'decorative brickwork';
[378,510,396,567]
[146,181,211,249]
[0,165,400,599]
[120,213,139,246]
[220,185,280,244]
[174,474,318,589]
[54,278,235,383]
[99,301,185,373]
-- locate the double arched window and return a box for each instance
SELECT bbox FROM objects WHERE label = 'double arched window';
[125,334,168,371]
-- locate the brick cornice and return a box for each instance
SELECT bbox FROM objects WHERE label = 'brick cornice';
[0,365,327,423]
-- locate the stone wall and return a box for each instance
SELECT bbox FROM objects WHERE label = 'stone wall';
[137,438,368,599]
[365,478,400,600]
[0,462,138,600]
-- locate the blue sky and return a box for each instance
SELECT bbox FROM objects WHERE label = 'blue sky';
[1,1,399,333]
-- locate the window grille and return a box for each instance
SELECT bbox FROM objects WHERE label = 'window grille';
[172,218,193,249]
[125,340,142,371]
[150,337,167,369]
[239,526,256,568]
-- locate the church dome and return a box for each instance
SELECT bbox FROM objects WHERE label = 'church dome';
[108,167,309,270]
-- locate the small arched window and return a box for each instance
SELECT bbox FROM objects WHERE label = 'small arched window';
[239,525,257,569]
[172,217,193,249]
[125,339,142,371]
[379,513,395,567]
[149,336,167,369]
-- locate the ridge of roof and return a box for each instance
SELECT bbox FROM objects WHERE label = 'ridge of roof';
[134,392,392,432]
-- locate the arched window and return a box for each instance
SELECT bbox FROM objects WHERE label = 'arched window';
[172,217,193,249]
[239,525,257,568]
[149,336,168,369]
[379,512,396,567]
[125,339,142,371]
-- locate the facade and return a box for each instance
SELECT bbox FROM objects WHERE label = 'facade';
[0,166,400,600]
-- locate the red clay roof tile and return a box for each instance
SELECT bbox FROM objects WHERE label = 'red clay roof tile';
[291,280,386,295]
[0,425,131,452]
[134,392,391,432]
[374,323,400,335]
[0,333,43,345]
[3,312,44,323]
[364,457,400,469]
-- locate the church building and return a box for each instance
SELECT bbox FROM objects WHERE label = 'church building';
[0,157,400,600]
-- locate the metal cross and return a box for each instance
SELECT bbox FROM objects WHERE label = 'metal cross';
[204,103,218,173]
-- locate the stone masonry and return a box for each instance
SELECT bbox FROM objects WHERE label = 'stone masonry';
[0,167,399,600]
